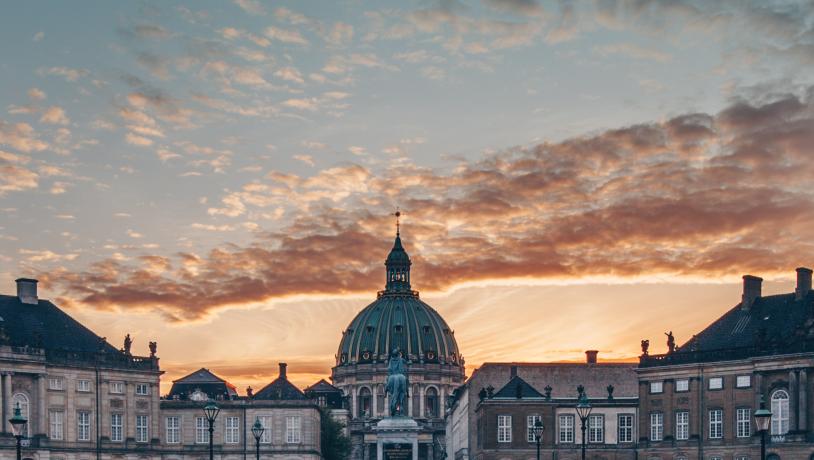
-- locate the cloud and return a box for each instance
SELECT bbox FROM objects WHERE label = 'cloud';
[326,22,354,46]
[33,31,44,42]
[0,163,38,194]
[484,0,544,16]
[595,43,672,63]
[28,88,46,101]
[37,66,89,82]
[40,106,70,125]
[20,249,78,262]
[0,121,48,152]
[293,154,315,166]
[233,0,266,15]
[125,133,153,147]
[264,26,309,45]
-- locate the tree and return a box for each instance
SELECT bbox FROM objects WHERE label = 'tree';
[320,408,350,460]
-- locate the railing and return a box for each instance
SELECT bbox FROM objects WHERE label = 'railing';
[639,341,814,367]
[45,348,160,371]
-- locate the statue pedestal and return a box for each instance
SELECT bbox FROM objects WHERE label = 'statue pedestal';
[374,417,420,460]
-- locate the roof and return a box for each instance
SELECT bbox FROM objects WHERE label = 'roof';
[305,379,342,393]
[254,377,307,400]
[168,368,238,400]
[492,375,544,399]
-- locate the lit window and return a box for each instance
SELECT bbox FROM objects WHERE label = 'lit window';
[618,414,633,443]
[136,384,149,395]
[77,411,90,441]
[48,378,64,390]
[736,376,751,388]
[650,412,663,441]
[676,411,689,440]
[559,415,574,443]
[110,382,124,394]
[709,409,723,439]
[49,410,64,440]
[77,380,91,392]
[497,415,512,443]
[286,416,301,444]
[737,408,751,438]
[588,414,604,443]
[166,416,180,444]
[257,416,272,443]
[225,416,240,444]
[708,377,723,390]
[675,379,689,392]
[527,415,542,443]
[195,417,209,444]
[111,414,123,442]
[650,381,663,393]
[771,390,790,435]
[136,415,149,443]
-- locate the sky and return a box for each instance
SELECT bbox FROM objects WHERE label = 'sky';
[1,0,813,394]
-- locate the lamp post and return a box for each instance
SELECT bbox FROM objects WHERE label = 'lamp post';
[252,419,265,460]
[754,396,772,460]
[203,399,220,460]
[533,419,544,460]
[575,392,592,460]
[9,402,27,460]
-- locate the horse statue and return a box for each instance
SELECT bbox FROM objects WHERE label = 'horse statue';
[385,348,409,416]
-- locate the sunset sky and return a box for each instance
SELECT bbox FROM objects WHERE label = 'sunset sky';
[1,0,813,394]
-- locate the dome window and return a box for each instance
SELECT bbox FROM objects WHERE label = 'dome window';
[361,350,371,361]
[394,325,403,333]
[340,353,347,364]
[366,325,374,333]
[425,350,436,361]
[422,325,431,334]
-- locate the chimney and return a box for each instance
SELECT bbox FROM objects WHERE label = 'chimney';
[278,362,287,380]
[796,267,812,300]
[15,278,38,305]
[741,275,763,311]
[585,350,598,364]
[510,365,517,378]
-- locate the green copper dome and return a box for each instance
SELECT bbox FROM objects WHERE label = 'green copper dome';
[336,233,462,367]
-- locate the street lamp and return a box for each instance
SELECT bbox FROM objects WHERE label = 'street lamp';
[533,419,544,460]
[754,396,772,460]
[9,402,27,460]
[203,399,220,460]
[575,392,592,460]
[252,419,265,460]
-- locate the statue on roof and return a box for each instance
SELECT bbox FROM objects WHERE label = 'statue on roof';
[641,339,650,356]
[123,334,133,355]
[149,341,157,357]
[385,348,409,416]
[665,331,675,353]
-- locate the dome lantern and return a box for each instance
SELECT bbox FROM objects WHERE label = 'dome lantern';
[384,211,411,293]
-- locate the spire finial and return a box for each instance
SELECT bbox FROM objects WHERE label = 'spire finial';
[393,208,401,236]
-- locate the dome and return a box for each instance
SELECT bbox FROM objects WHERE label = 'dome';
[335,232,462,368]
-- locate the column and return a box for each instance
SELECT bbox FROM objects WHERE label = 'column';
[377,439,383,460]
[789,370,798,431]
[419,386,425,418]
[352,386,358,419]
[372,386,378,418]
[412,439,418,460]
[2,373,11,433]
[39,375,46,436]
[440,387,446,417]
[408,386,413,417]
[799,369,808,432]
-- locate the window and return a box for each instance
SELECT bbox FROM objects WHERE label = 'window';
[708,377,723,390]
[166,416,180,444]
[136,415,149,443]
[257,416,272,443]
[737,408,751,438]
[710,457,723,460]
[48,378,64,390]
[771,390,790,435]
[111,414,123,442]
[425,387,439,417]
[736,375,751,388]
[618,414,633,443]
[286,415,301,444]
[676,411,689,440]
[195,417,209,444]
[527,415,542,442]
[675,379,689,392]
[12,394,29,437]
[358,387,371,418]
[136,384,149,395]
[77,380,91,392]
[559,414,574,443]
[735,456,750,460]
[225,416,240,444]
[650,381,664,393]
[650,412,664,441]
[49,410,64,440]
[709,409,723,439]
[317,395,327,407]
[588,414,604,443]
[497,415,512,443]
[110,382,124,394]
[77,411,90,441]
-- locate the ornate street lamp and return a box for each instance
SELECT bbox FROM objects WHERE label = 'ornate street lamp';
[533,419,544,460]
[203,399,220,460]
[9,403,27,460]
[575,392,592,460]
[754,396,772,460]
[252,419,265,460]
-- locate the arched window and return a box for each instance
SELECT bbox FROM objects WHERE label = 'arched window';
[12,393,29,437]
[358,387,371,418]
[771,390,789,435]
[376,384,385,418]
[425,387,439,418]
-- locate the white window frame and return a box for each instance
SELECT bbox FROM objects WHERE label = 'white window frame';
[285,415,301,444]
[135,415,149,443]
[136,383,150,396]
[111,414,123,442]
[77,379,91,392]
[675,379,689,392]
[225,416,240,444]
[49,410,64,440]
[650,381,663,394]
[195,416,209,444]
[676,411,689,440]
[110,382,124,394]
[709,409,723,439]
[257,415,272,443]
[497,415,512,443]
[650,412,663,441]
[77,411,90,441]
[618,414,633,443]
[708,377,723,390]
[737,408,751,438]
[166,416,180,444]
[736,375,751,388]
[771,390,790,435]
[48,378,64,391]
[527,415,542,443]
[588,414,604,443]
[559,414,574,443]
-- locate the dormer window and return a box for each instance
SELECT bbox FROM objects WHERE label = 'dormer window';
[366,325,374,333]
[423,325,431,334]
[394,325,403,333]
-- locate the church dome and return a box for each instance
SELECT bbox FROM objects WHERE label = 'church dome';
[336,231,462,368]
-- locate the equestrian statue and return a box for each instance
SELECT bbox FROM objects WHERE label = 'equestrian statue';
[385,348,410,416]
